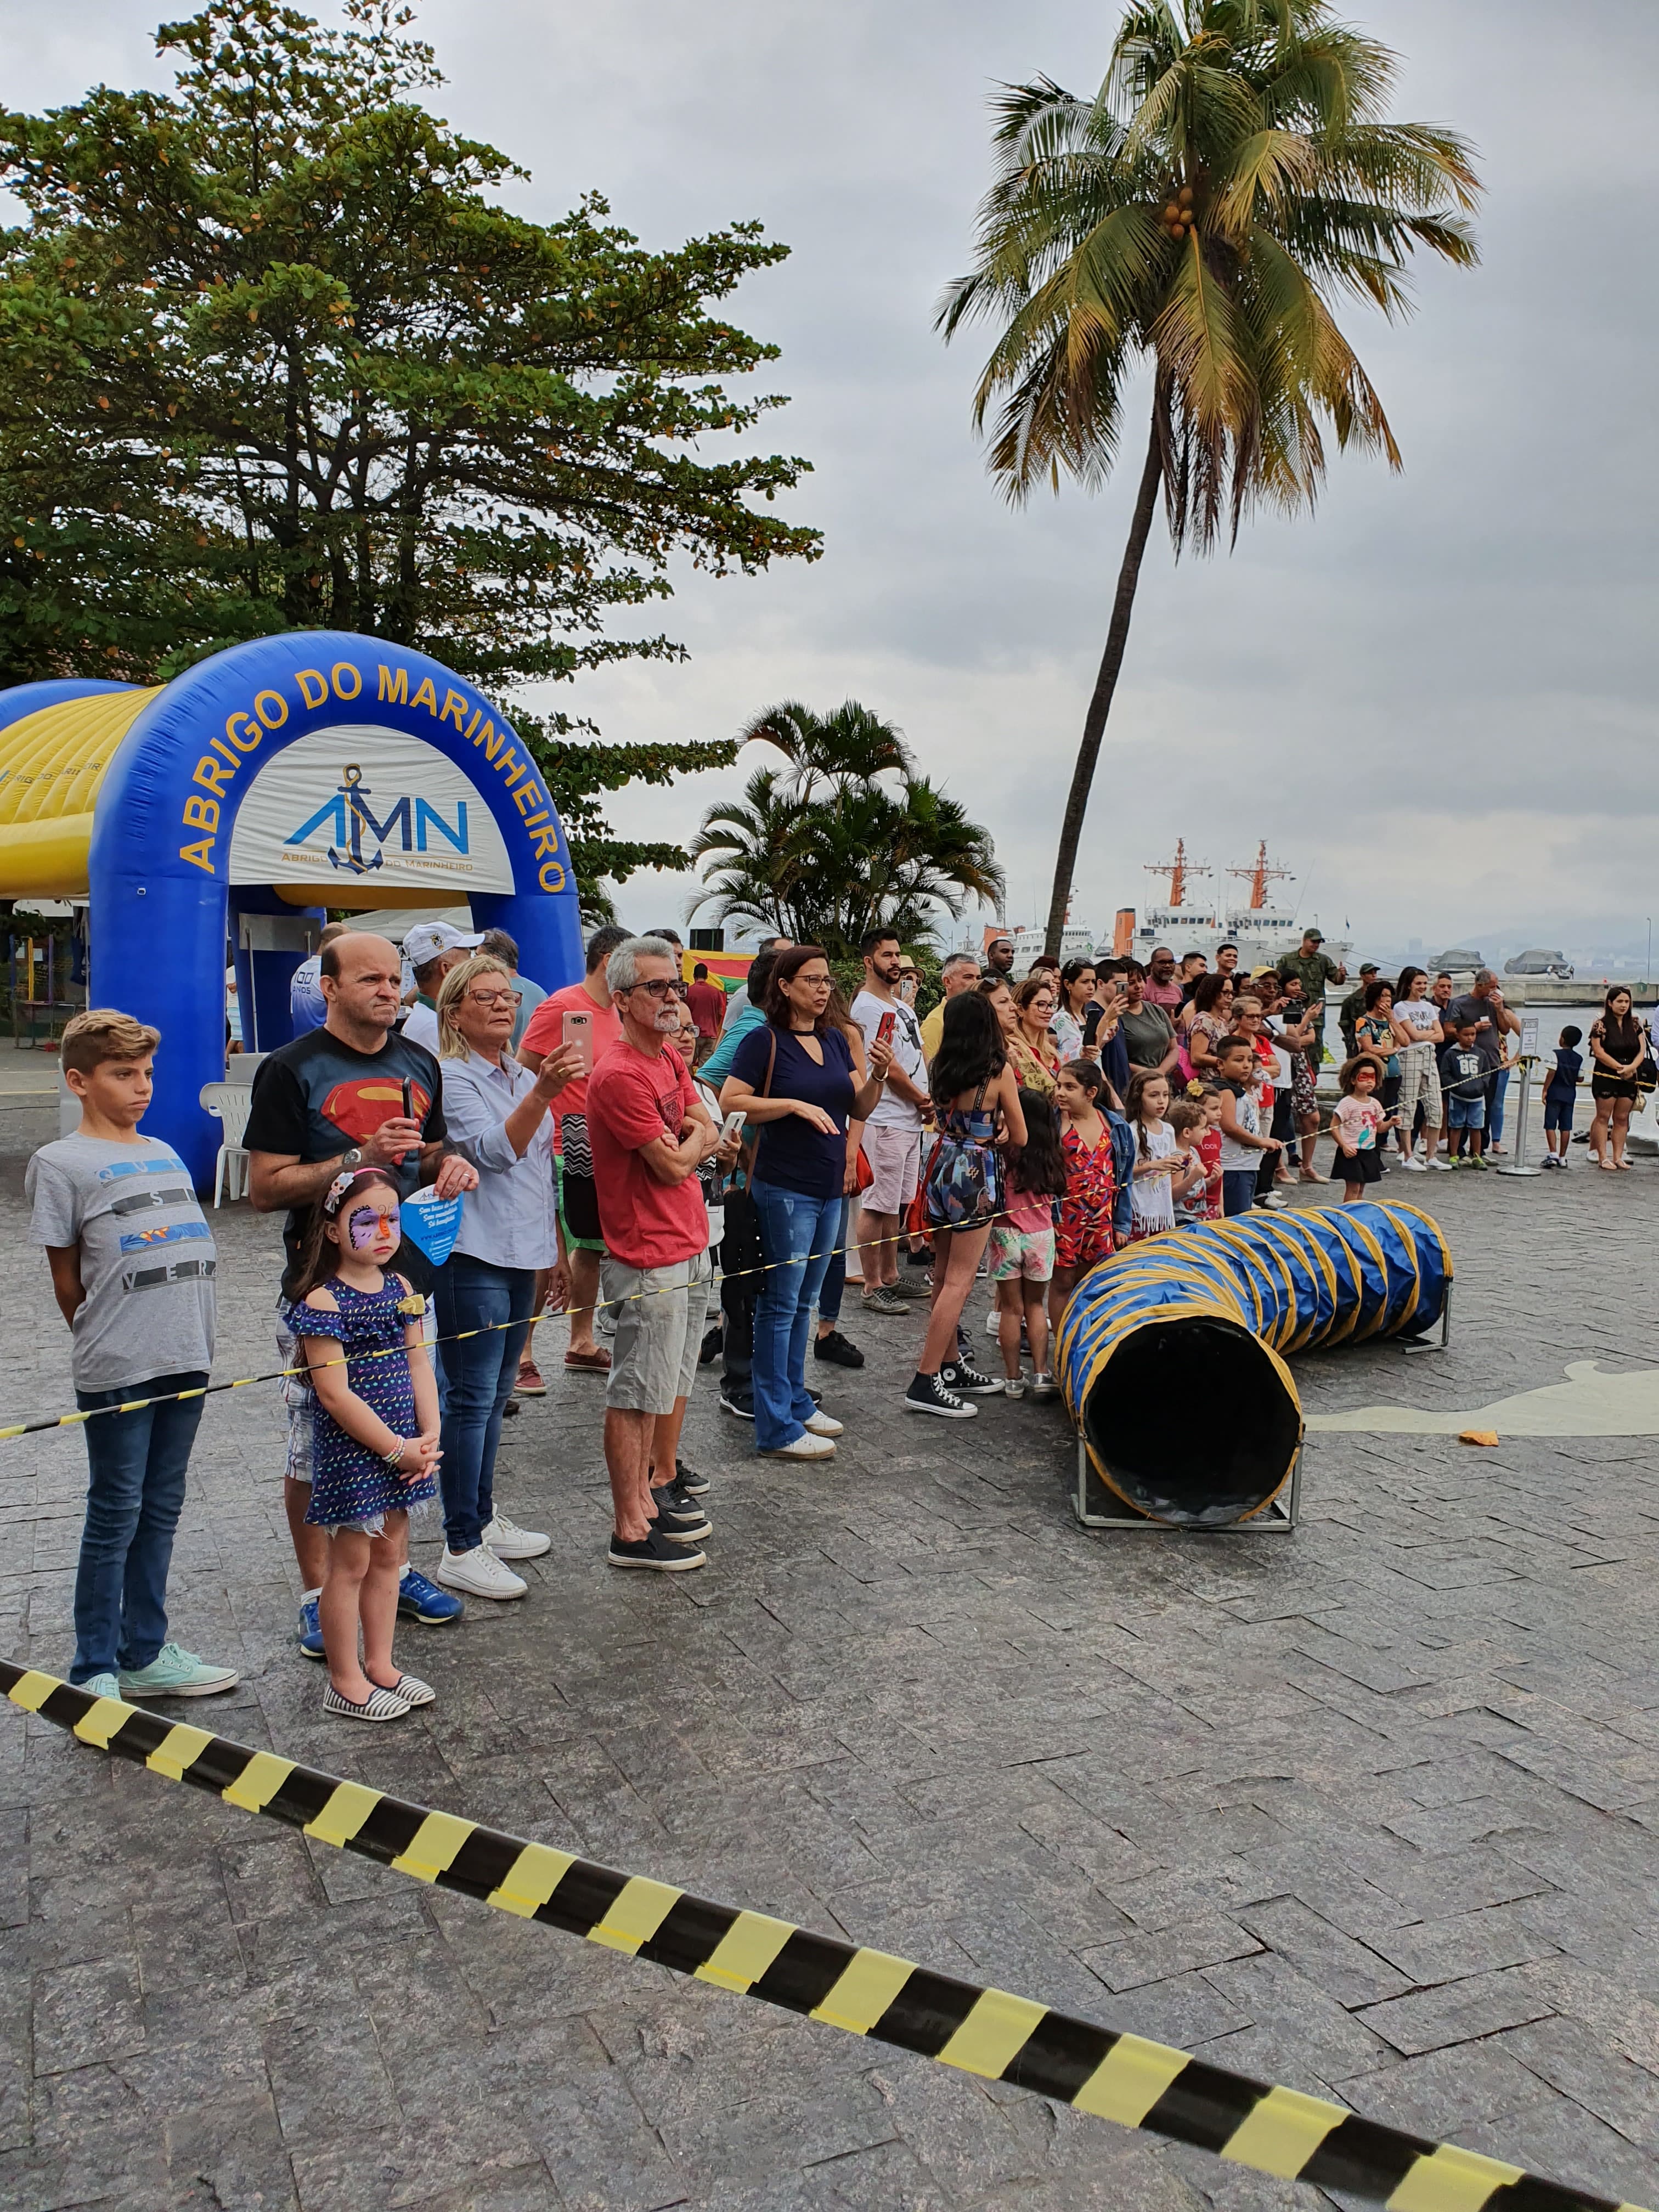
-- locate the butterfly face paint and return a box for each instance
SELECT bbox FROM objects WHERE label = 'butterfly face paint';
[346,1199,399,1250]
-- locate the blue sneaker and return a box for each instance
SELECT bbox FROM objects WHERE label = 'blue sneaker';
[397,1565,464,1624]
[297,1594,326,1661]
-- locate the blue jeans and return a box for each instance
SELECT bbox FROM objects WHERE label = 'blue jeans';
[1222,1169,1259,1218]
[70,1372,207,1684]
[1487,1067,1510,1144]
[751,1179,840,1449]
[817,1197,850,1325]
[433,1255,535,1553]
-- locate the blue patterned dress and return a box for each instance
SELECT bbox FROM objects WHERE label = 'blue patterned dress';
[282,1274,437,1532]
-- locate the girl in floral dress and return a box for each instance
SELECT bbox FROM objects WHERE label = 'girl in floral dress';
[283,1167,441,1722]
[1049,1059,1118,1332]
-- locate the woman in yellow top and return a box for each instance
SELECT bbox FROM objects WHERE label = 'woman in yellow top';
[1003,974,1060,1097]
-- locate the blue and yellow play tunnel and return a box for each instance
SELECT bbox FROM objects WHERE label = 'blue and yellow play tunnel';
[1054,1203,1453,1527]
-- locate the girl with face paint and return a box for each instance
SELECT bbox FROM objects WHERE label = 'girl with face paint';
[281,1169,442,1722]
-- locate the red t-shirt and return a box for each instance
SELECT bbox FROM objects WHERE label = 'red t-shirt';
[520,980,622,1139]
[585,1039,708,1269]
[685,980,726,1039]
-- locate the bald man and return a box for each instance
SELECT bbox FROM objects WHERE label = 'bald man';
[246,931,479,1653]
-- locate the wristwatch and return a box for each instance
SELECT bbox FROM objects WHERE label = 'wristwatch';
[339,1146,364,1172]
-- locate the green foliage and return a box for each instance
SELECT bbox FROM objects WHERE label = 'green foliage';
[936,0,1481,949]
[687,699,1003,961]
[939,0,1480,541]
[0,0,819,905]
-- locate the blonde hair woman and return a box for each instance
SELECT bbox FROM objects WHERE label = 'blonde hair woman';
[426,956,582,1600]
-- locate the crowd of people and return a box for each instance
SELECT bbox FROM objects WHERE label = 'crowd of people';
[27,917,1650,1727]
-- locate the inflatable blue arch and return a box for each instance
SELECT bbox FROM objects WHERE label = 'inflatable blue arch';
[0,633,584,1187]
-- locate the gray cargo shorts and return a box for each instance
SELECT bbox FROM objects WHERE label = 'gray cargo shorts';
[601,1249,712,1415]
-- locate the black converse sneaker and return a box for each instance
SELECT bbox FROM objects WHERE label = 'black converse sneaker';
[905,1371,978,1419]
[939,1358,1003,1396]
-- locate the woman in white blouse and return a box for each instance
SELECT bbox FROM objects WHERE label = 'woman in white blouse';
[430,956,580,1601]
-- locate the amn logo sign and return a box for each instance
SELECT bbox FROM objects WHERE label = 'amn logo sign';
[288,764,470,876]
[227,725,514,893]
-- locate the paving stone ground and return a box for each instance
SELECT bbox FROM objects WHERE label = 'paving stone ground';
[0,1085,1655,2212]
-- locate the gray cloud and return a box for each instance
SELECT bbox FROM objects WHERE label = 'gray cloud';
[9,0,1658,956]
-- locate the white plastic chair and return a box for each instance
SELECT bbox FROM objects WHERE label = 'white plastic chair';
[199,1081,254,1206]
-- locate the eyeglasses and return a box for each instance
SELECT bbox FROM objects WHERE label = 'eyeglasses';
[464,990,517,1009]
[623,978,686,1000]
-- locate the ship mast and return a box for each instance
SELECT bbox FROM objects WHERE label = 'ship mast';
[1146,840,1211,911]
[1227,841,1291,913]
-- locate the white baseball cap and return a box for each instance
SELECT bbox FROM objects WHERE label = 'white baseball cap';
[403,921,483,968]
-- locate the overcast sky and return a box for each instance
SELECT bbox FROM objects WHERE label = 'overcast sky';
[9,1,1658,959]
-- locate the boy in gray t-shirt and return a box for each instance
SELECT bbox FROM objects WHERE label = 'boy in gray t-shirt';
[25,1010,238,1705]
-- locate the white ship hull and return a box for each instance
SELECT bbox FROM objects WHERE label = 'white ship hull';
[1129,909,1351,971]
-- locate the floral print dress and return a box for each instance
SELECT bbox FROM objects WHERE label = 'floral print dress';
[1057,1121,1116,1271]
[282,1273,435,1534]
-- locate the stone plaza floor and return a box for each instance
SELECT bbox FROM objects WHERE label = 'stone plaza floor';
[0,1086,1655,2211]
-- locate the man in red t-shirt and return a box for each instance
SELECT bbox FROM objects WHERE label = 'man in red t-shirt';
[585,936,725,1572]
[518,924,628,1376]
[684,962,727,1068]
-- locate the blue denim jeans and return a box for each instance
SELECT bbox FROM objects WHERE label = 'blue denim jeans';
[750,1179,841,1449]
[1222,1169,1259,1218]
[70,1372,207,1684]
[433,1255,535,1553]
[1487,1067,1510,1145]
[816,1196,850,1325]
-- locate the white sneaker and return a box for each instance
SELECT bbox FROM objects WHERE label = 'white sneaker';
[804,1409,844,1437]
[761,1431,837,1460]
[481,1512,551,1560]
[1401,1156,1427,1172]
[1425,1155,1453,1171]
[436,1545,528,1600]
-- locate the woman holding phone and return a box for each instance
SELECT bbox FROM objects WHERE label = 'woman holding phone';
[718,946,891,1462]
[430,954,582,1600]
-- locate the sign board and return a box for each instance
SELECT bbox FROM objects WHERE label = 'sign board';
[227,724,514,895]
[1520,1017,1540,1057]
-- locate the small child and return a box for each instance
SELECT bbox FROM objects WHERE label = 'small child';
[986,1088,1066,1397]
[1050,1058,1119,1327]
[282,1168,442,1721]
[1125,1069,1204,1240]
[1168,1097,1213,1226]
[1438,1019,1489,1167]
[1542,1024,1583,1167]
[1215,1036,1282,1216]
[25,1009,238,1702]
[1330,1056,1397,1203]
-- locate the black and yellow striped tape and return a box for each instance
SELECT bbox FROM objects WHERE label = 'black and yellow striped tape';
[1,1661,1642,2212]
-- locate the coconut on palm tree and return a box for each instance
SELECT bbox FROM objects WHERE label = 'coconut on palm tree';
[688,700,1003,957]
[938,0,1481,955]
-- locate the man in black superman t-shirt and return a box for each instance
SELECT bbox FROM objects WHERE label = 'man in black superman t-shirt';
[246,931,478,1647]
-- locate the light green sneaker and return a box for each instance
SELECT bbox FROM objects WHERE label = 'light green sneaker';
[118,1643,239,1699]
[79,1672,122,1702]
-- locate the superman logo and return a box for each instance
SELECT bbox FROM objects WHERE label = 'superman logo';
[320,1076,432,1143]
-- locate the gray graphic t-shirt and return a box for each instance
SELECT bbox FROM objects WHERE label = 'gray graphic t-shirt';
[26,1134,217,1392]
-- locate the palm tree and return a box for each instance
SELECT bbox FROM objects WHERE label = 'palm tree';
[687,700,1004,957]
[937,0,1481,954]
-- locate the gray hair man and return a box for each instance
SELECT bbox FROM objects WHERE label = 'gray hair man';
[585,936,726,1571]
[920,952,980,1060]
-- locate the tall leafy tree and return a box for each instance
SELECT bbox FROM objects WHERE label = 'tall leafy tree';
[688,701,1003,957]
[0,0,817,907]
[938,0,1480,953]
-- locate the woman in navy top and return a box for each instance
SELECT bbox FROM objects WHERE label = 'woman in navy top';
[720,946,891,1459]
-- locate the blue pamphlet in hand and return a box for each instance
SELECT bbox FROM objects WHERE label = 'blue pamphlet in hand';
[400,1187,463,1267]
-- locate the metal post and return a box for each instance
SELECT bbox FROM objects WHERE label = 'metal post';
[1497,1052,1542,1177]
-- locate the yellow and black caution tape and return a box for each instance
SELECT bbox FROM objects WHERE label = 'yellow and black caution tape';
[1,1661,1644,2212]
[0,1219,951,1446]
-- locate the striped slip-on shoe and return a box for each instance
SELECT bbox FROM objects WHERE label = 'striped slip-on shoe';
[322,1682,410,1722]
